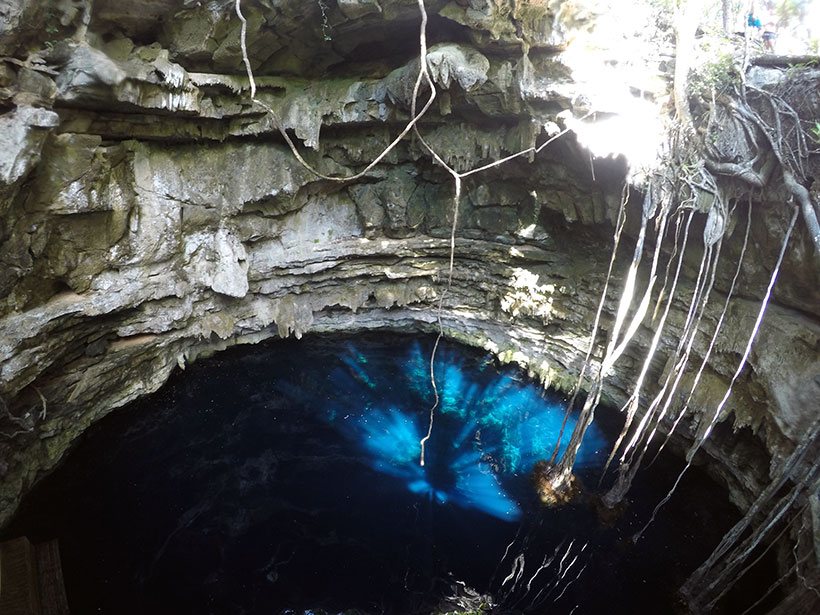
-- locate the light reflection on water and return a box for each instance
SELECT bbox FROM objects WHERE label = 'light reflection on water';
[317,341,607,521]
[2,333,745,615]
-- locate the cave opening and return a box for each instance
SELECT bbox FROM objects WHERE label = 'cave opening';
[1,333,779,614]
[0,0,818,612]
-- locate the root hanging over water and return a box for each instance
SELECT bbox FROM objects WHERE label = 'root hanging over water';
[600,205,681,481]
[682,417,820,612]
[547,41,818,527]
[648,200,752,467]
[234,0,578,467]
[543,187,659,501]
[532,460,580,507]
[549,183,631,467]
[231,10,820,610]
[636,205,799,542]
[602,195,730,507]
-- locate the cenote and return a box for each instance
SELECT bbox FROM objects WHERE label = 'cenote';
[4,334,763,614]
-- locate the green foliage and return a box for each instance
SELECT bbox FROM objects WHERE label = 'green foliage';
[773,0,812,25]
[811,121,820,144]
[689,47,739,97]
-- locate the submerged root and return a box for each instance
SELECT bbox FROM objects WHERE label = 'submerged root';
[435,580,495,614]
[592,493,629,527]
[532,461,581,506]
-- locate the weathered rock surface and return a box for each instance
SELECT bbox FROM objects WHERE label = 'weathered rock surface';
[0,104,59,185]
[0,2,818,608]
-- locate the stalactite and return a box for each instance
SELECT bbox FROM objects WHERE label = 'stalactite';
[404,27,588,464]
[234,0,439,183]
[229,9,818,611]
[235,0,579,466]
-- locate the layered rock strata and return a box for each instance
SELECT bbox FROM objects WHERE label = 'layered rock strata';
[0,1,818,607]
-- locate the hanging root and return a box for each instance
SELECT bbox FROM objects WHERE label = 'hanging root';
[541,187,664,502]
[600,205,683,482]
[783,169,820,257]
[235,0,582,185]
[403,13,581,465]
[419,176,461,466]
[532,460,580,506]
[649,200,752,467]
[0,395,35,440]
[611,81,814,597]
[682,417,820,612]
[600,210,694,503]
[235,0,439,183]
[715,88,820,261]
[234,0,579,466]
[603,193,730,506]
[635,205,799,543]
[549,183,630,466]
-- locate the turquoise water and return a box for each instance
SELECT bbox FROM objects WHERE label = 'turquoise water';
[319,341,606,522]
[3,333,746,614]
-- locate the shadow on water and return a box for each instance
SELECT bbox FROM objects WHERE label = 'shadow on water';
[2,333,758,614]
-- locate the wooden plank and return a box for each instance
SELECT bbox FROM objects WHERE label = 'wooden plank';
[0,536,41,615]
[35,540,70,615]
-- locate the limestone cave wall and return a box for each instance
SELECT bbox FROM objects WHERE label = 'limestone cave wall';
[0,6,818,597]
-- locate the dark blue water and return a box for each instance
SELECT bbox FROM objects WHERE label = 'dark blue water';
[4,334,745,614]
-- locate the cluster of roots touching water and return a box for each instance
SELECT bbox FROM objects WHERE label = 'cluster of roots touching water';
[231,0,820,608]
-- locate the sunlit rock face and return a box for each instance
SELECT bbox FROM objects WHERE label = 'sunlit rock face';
[0,0,817,580]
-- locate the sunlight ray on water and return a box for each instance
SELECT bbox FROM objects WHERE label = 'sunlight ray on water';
[2,333,748,614]
[321,341,607,521]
